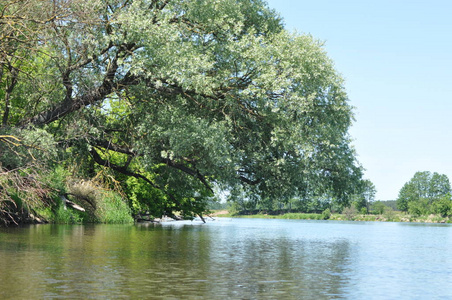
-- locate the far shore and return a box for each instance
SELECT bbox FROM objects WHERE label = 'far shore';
[208,210,452,224]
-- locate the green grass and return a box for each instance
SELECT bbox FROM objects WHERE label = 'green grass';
[34,192,134,225]
[52,204,85,224]
[95,192,134,224]
[215,212,327,220]
[281,213,324,220]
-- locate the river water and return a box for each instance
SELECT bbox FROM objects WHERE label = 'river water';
[1,218,452,299]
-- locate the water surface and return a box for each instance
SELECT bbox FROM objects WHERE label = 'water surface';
[1,219,452,299]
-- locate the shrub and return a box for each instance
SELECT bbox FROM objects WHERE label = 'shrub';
[372,201,386,215]
[96,191,133,223]
[432,196,452,217]
[321,208,331,220]
[408,199,429,217]
[343,206,357,220]
[52,204,84,224]
[0,163,59,225]
[382,207,397,222]
[68,179,133,224]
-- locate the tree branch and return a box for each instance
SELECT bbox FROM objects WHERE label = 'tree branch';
[91,138,214,194]
[89,147,181,207]
[18,45,138,127]
[160,157,214,194]
[239,175,261,186]
[93,139,136,156]
[2,64,19,125]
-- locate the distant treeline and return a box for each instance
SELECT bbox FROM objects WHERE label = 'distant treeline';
[208,199,399,214]
[377,200,398,210]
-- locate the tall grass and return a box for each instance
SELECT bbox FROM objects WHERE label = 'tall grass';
[52,204,84,224]
[17,177,135,225]
[95,191,133,224]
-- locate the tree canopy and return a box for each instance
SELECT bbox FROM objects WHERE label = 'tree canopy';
[396,171,451,215]
[1,0,363,222]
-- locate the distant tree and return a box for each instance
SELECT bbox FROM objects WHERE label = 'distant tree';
[380,200,398,211]
[397,182,417,212]
[428,173,451,200]
[352,179,376,213]
[396,171,451,212]
[372,201,386,215]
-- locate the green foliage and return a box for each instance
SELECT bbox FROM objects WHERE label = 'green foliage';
[52,204,84,224]
[0,162,134,225]
[408,198,429,217]
[207,198,228,210]
[283,213,324,220]
[380,200,398,210]
[123,176,165,216]
[0,127,57,169]
[342,205,358,220]
[431,195,452,217]
[67,179,133,224]
[351,179,376,213]
[2,0,364,224]
[0,163,60,225]
[42,165,69,194]
[397,171,451,216]
[95,192,133,224]
[321,208,331,220]
[382,207,398,222]
[372,201,387,215]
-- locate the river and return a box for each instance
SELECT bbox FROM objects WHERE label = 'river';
[1,218,452,299]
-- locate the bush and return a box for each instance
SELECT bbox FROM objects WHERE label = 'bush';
[372,201,386,215]
[68,179,133,223]
[52,204,84,224]
[96,192,133,223]
[343,206,357,220]
[321,208,331,220]
[382,207,398,221]
[408,199,429,217]
[432,196,452,217]
[0,164,59,226]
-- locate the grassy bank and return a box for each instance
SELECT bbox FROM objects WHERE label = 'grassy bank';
[211,210,452,223]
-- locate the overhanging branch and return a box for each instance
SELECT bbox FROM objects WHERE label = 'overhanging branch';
[91,139,214,194]
[89,147,181,206]
[90,148,153,188]
[18,44,138,127]
[161,157,214,194]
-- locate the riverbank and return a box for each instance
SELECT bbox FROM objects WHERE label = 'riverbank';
[210,210,452,223]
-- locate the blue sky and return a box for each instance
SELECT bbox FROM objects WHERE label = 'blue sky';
[266,0,452,200]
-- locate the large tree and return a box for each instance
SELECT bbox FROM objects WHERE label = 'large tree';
[1,0,363,219]
[396,171,451,212]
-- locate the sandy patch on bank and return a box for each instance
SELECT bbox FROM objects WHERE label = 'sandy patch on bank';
[209,210,229,216]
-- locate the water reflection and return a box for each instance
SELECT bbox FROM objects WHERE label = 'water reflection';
[204,236,353,299]
[1,220,452,299]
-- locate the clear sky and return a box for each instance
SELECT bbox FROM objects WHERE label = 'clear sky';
[266,0,452,200]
